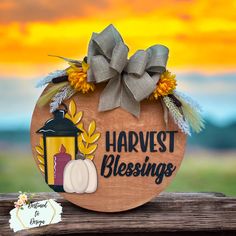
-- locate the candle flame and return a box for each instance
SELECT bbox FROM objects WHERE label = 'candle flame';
[60,144,66,153]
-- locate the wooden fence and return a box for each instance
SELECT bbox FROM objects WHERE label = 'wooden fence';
[1,192,236,235]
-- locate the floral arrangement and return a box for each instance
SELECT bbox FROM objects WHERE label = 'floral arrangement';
[14,192,34,209]
[37,24,204,135]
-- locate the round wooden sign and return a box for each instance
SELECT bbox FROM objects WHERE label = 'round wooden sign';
[31,84,186,212]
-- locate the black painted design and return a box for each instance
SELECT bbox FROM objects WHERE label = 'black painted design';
[36,108,83,192]
[102,130,178,185]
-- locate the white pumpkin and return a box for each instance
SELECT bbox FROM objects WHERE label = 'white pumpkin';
[63,156,98,194]
[84,159,98,193]
[71,159,89,193]
[63,160,75,193]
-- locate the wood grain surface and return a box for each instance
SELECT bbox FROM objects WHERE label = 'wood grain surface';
[1,192,236,235]
[30,84,186,212]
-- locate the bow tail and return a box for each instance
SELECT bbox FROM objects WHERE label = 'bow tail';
[98,75,122,112]
[120,72,157,117]
[120,82,140,117]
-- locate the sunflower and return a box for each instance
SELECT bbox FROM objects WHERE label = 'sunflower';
[67,61,95,93]
[149,70,176,100]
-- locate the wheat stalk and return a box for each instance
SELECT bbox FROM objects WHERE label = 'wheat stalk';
[35,137,45,174]
[163,96,191,135]
[50,85,75,112]
[66,99,101,160]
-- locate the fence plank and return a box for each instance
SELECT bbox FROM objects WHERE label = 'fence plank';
[1,192,236,236]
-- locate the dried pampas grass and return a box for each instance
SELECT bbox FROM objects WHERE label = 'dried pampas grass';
[36,70,67,88]
[174,91,204,133]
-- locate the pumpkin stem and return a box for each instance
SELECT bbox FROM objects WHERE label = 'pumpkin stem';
[76,152,85,160]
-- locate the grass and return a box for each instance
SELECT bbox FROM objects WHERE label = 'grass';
[167,151,236,196]
[0,148,51,193]
[0,148,236,196]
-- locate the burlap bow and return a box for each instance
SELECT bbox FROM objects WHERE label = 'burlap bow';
[87,24,169,117]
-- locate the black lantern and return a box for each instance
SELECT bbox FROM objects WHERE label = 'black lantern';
[37,107,82,192]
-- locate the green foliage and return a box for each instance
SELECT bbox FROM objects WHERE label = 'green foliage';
[0,149,236,196]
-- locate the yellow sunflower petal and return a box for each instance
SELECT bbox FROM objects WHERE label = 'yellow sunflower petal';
[149,70,177,100]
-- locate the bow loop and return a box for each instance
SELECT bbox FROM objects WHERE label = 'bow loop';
[126,50,148,76]
[92,24,123,60]
[87,25,169,117]
[146,45,169,73]
[110,42,129,73]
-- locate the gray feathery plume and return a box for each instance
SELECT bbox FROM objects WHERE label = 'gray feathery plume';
[36,70,67,88]
[50,85,75,112]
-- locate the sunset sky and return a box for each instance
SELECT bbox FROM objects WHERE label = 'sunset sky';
[0,0,236,128]
[0,0,236,78]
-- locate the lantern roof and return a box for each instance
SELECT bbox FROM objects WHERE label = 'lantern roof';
[36,109,82,136]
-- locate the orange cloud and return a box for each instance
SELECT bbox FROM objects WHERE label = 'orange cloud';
[0,0,236,78]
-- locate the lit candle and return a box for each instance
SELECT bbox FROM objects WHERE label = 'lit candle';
[54,144,71,185]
